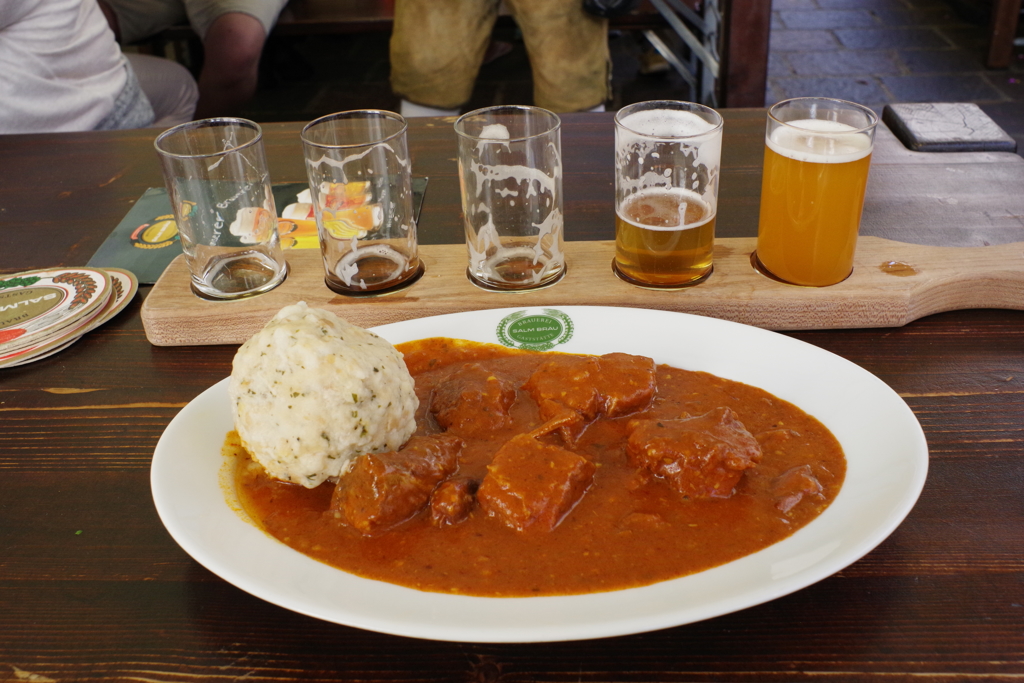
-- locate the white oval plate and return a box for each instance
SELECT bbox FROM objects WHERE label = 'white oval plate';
[151,306,928,643]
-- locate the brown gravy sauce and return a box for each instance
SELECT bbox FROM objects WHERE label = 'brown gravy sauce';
[232,338,845,597]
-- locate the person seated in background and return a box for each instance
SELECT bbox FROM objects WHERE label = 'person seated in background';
[390,0,611,117]
[0,0,197,134]
[99,0,287,118]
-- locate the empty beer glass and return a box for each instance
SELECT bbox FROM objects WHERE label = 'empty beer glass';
[155,118,288,300]
[455,105,565,291]
[301,110,421,294]
[613,101,724,288]
[754,97,878,287]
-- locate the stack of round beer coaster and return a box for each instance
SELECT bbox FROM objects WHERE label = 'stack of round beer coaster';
[0,267,139,368]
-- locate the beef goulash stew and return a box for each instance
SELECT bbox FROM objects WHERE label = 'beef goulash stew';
[231,336,846,597]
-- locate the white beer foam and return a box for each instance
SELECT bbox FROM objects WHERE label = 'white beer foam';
[619,109,717,139]
[767,118,872,164]
[616,109,723,192]
[478,123,511,140]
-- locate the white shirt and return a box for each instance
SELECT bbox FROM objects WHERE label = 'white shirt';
[0,0,128,133]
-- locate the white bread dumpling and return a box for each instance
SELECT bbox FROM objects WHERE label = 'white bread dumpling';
[229,302,418,488]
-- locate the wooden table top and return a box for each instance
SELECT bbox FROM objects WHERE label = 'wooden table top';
[1,111,1022,681]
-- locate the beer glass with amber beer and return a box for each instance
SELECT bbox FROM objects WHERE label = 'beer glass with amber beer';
[755,97,878,287]
[613,101,723,288]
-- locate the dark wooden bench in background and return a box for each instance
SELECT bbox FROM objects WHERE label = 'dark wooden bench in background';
[149,0,771,108]
[987,0,1023,68]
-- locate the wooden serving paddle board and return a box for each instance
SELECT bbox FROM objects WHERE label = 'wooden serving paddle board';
[140,237,1024,346]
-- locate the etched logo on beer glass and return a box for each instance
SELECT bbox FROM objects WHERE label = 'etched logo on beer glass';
[155,118,288,300]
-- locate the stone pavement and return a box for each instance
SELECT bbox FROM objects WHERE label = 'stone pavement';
[765,0,1024,150]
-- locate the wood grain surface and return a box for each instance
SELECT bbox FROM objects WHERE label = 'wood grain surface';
[1,112,1022,682]
[141,237,1024,344]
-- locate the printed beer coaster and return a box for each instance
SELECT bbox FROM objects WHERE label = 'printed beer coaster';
[0,294,110,367]
[0,267,137,368]
[79,268,139,335]
[0,332,84,369]
[0,267,112,354]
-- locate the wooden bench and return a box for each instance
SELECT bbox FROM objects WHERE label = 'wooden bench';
[150,0,770,108]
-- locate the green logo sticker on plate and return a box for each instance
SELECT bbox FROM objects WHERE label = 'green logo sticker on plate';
[496,309,574,351]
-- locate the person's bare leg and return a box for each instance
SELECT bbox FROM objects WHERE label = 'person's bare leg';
[194,12,266,118]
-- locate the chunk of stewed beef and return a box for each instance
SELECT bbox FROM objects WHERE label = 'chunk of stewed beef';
[524,352,656,444]
[526,355,601,416]
[430,363,517,436]
[477,434,595,532]
[772,464,824,513]
[330,433,463,535]
[429,476,479,527]
[598,353,660,417]
[626,407,762,499]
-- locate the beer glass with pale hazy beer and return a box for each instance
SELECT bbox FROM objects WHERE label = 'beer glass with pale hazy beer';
[613,101,723,288]
[755,97,878,287]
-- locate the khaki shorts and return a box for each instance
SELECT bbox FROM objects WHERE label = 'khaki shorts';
[390,0,610,113]
[105,0,287,43]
